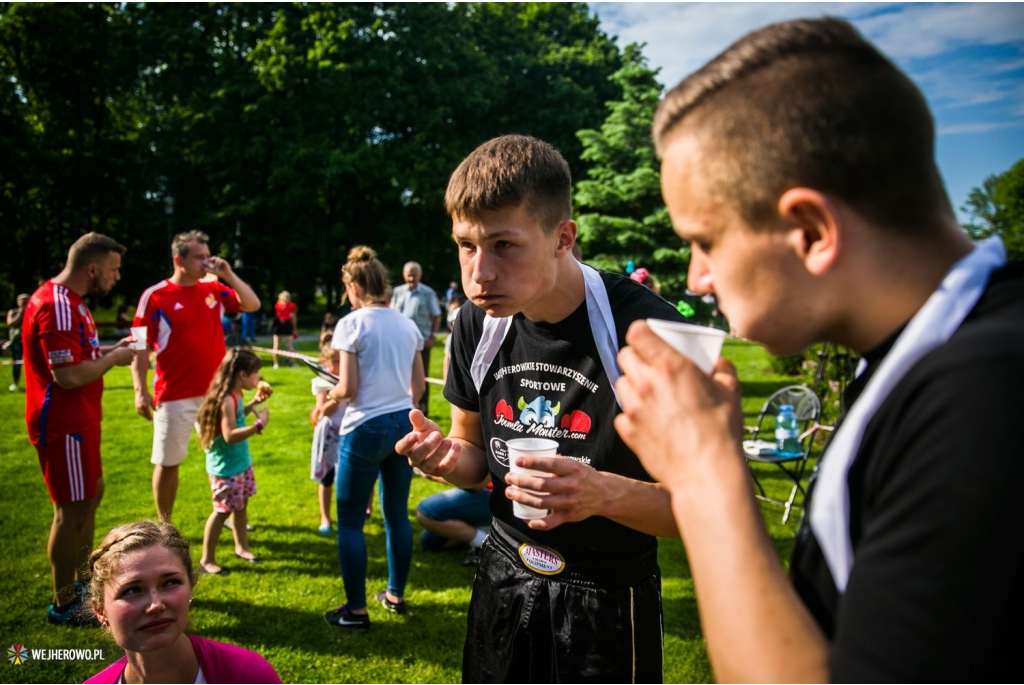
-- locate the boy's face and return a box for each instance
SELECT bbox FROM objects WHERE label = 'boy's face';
[452,204,572,320]
[660,133,814,356]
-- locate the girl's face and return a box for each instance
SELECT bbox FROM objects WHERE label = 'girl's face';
[93,546,193,656]
[238,369,261,391]
[325,350,340,375]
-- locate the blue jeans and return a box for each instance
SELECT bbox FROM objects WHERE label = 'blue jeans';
[336,410,413,610]
[417,487,493,551]
[240,312,256,341]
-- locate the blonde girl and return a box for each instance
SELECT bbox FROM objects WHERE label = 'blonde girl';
[195,348,269,575]
[271,290,297,368]
[311,334,345,534]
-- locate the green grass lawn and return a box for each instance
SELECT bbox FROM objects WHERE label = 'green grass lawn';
[0,336,802,683]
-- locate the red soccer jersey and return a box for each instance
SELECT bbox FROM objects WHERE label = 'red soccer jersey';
[23,281,103,445]
[274,301,296,322]
[134,279,240,404]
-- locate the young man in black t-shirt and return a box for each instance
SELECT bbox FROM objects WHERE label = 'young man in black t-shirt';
[615,17,1024,682]
[396,135,683,682]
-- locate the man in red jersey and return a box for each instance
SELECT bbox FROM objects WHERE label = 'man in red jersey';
[22,232,137,626]
[132,230,260,522]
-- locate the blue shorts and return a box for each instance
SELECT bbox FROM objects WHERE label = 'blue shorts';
[417,487,492,550]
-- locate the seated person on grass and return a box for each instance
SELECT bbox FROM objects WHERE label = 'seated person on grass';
[416,475,492,566]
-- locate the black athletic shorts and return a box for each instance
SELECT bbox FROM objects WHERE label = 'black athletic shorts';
[272,318,293,336]
[462,520,663,683]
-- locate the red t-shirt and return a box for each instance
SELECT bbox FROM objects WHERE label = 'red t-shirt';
[274,301,296,322]
[23,281,103,445]
[134,279,240,404]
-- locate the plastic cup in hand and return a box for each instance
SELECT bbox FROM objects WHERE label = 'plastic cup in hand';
[646,319,727,374]
[129,326,148,351]
[506,438,559,520]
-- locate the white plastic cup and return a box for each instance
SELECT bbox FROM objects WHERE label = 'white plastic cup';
[130,326,148,351]
[506,438,559,520]
[646,319,727,374]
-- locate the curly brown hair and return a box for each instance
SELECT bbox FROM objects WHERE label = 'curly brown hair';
[196,348,262,450]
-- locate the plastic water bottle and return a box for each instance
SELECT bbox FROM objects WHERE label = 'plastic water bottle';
[775,405,802,457]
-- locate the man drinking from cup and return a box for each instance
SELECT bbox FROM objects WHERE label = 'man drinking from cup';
[132,230,260,523]
[396,135,685,682]
[614,17,1024,682]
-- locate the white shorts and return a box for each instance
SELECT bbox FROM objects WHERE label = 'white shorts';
[151,396,204,467]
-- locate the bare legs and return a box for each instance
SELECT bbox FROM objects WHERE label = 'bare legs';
[200,502,254,573]
[319,484,333,530]
[49,479,104,606]
[153,464,178,523]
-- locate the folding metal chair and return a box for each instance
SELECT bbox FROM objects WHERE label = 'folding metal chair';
[743,385,824,524]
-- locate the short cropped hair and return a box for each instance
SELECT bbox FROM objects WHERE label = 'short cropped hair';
[171,230,209,260]
[444,135,572,231]
[67,233,126,272]
[653,17,952,232]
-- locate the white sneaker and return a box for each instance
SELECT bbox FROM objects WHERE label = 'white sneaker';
[8,384,17,392]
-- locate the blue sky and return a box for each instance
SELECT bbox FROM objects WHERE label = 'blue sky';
[590,2,1024,222]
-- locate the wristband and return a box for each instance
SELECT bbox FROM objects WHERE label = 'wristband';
[254,419,264,435]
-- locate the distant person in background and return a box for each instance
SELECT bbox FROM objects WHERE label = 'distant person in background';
[442,292,465,381]
[310,333,346,535]
[85,520,281,684]
[444,280,460,311]
[6,293,28,391]
[390,261,440,416]
[113,305,132,338]
[321,310,338,337]
[22,233,136,626]
[240,310,258,344]
[271,290,297,369]
[132,230,260,524]
[323,246,424,630]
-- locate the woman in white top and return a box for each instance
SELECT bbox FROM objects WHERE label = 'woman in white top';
[322,246,424,629]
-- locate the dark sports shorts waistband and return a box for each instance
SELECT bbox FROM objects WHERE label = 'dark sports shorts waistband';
[488,519,659,589]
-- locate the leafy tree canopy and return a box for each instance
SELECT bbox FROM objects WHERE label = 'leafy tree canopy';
[962,157,1024,260]
[574,44,702,316]
[0,2,623,312]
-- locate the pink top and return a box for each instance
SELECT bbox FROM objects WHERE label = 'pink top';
[85,634,281,684]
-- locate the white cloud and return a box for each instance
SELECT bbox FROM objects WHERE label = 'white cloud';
[590,2,1024,123]
[859,3,1024,60]
[938,120,1024,135]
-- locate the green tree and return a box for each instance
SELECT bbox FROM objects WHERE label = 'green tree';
[574,44,694,309]
[962,158,1024,260]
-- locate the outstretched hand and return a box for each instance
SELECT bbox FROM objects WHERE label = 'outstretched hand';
[395,408,462,476]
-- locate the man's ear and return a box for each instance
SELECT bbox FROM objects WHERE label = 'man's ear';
[554,219,578,257]
[777,188,841,276]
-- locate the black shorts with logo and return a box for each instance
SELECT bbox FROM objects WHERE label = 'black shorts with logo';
[463,520,663,683]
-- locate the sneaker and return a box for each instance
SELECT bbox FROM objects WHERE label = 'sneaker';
[9,384,18,392]
[460,547,481,567]
[324,604,371,630]
[46,599,98,628]
[375,591,408,615]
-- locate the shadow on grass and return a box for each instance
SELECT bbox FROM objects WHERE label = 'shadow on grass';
[194,595,469,668]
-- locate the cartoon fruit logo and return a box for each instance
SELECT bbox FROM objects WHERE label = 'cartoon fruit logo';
[495,399,514,421]
[560,409,592,435]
